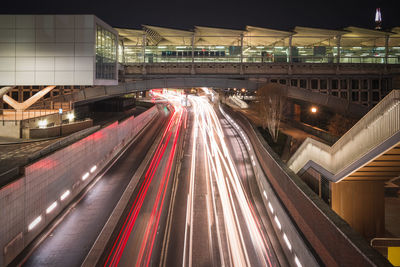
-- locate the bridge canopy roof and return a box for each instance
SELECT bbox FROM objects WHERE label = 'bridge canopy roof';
[116,25,400,47]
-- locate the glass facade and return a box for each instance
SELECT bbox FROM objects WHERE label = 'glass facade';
[118,32,400,65]
[96,25,117,80]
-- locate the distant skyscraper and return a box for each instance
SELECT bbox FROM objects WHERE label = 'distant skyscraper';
[375,8,382,30]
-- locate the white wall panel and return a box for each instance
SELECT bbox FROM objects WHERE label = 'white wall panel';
[55,71,74,84]
[55,44,74,56]
[0,57,15,71]
[0,44,15,56]
[36,44,56,56]
[0,15,115,86]
[75,57,93,71]
[56,29,75,43]
[75,29,94,43]
[0,15,15,28]
[75,15,94,29]
[0,29,16,42]
[16,43,35,57]
[35,15,54,28]
[75,43,94,56]
[55,57,74,71]
[0,72,15,84]
[75,71,93,84]
[36,57,54,71]
[16,29,35,43]
[16,15,35,29]
[55,15,75,28]
[16,57,35,71]
[35,71,54,84]
[36,28,55,43]
[16,71,35,84]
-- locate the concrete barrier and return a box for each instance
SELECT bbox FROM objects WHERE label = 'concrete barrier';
[0,106,158,267]
[221,104,391,267]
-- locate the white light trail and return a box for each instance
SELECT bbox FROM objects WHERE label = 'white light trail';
[90,165,97,173]
[283,233,292,251]
[82,172,90,181]
[60,190,70,201]
[188,95,271,266]
[46,201,58,214]
[295,255,303,267]
[274,216,282,230]
[28,216,42,231]
[268,202,274,214]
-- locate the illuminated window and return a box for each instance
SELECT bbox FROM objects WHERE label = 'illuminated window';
[96,25,117,80]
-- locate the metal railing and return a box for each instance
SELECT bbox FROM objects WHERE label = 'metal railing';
[123,55,399,64]
[287,90,400,181]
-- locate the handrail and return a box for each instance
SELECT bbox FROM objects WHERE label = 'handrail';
[287,90,400,182]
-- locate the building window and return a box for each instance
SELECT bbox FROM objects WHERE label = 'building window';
[311,79,318,89]
[96,25,117,80]
[279,79,286,85]
[332,91,338,97]
[372,91,380,101]
[331,79,338,90]
[352,91,359,102]
[320,80,327,89]
[291,79,298,87]
[361,92,368,102]
[340,91,347,99]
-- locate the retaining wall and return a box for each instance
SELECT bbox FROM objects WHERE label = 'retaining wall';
[0,106,158,266]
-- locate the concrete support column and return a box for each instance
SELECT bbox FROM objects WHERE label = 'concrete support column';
[191,33,195,75]
[385,35,389,64]
[240,33,244,63]
[336,35,341,64]
[142,33,146,75]
[331,180,385,240]
[288,35,293,63]
[240,34,244,74]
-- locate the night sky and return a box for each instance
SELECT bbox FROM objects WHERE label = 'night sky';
[2,0,398,31]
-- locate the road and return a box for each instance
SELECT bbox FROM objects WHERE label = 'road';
[18,107,167,267]
[101,101,186,266]
[161,93,286,267]
[19,91,286,267]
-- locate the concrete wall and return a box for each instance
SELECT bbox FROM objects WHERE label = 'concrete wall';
[0,15,117,86]
[0,106,158,266]
[331,180,385,240]
[0,121,20,138]
[28,119,93,139]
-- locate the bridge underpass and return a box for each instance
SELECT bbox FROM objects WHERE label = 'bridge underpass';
[30,77,369,117]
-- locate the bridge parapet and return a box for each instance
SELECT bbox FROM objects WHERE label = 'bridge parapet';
[124,62,400,77]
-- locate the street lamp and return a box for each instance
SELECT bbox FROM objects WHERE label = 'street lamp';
[311,107,317,113]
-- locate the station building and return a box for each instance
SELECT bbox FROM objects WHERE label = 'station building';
[0,14,400,108]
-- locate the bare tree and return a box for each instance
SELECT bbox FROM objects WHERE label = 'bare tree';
[256,83,287,142]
